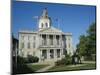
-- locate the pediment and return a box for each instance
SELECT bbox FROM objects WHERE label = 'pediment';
[38,27,63,34]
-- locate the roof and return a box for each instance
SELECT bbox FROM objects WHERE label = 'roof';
[38,26,63,34]
[19,27,72,36]
[19,30,37,34]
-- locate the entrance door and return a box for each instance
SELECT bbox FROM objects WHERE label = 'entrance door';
[42,50,47,59]
[50,49,54,59]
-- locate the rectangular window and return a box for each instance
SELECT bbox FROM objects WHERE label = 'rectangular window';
[33,52,35,56]
[69,43,70,48]
[50,49,54,58]
[42,35,47,46]
[57,49,60,58]
[33,36,36,40]
[42,50,47,59]
[63,49,66,55]
[56,35,59,45]
[27,42,30,49]
[43,38,46,45]
[44,39,47,45]
[50,35,53,45]
[57,39,59,45]
[21,42,24,49]
[21,36,24,40]
[28,36,30,41]
[33,42,35,48]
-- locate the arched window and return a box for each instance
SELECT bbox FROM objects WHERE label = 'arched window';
[41,23,43,28]
[45,23,48,27]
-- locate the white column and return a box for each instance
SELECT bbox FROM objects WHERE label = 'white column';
[60,49,62,58]
[41,34,43,46]
[54,35,56,46]
[53,35,54,46]
[39,49,42,62]
[60,35,62,47]
[53,35,56,46]
[60,49,63,58]
[39,34,42,46]
[47,35,49,46]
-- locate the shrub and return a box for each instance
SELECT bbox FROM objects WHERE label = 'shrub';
[55,58,66,66]
[65,54,72,65]
[15,55,39,64]
[17,56,28,64]
[27,55,39,63]
[55,55,72,66]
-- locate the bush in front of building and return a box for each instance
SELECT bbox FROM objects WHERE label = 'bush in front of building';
[27,55,39,63]
[16,55,39,64]
[65,54,72,65]
[55,55,72,66]
[17,56,28,64]
[55,58,66,66]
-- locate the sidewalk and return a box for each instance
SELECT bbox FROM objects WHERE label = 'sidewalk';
[35,63,55,72]
[82,61,96,64]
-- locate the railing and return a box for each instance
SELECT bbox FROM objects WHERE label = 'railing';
[39,44,63,48]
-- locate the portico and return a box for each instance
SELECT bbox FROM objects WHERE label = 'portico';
[39,48,63,62]
[39,33,62,47]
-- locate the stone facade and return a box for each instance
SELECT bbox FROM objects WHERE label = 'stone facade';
[18,8,74,63]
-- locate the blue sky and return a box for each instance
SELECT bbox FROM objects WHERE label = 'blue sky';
[12,1,96,48]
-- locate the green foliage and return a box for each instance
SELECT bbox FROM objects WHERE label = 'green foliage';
[48,63,96,72]
[27,55,39,63]
[55,59,65,66]
[87,22,96,54]
[13,64,34,74]
[16,55,39,64]
[55,55,72,66]
[76,22,96,61]
[65,54,72,64]
[17,56,28,64]
[77,35,89,56]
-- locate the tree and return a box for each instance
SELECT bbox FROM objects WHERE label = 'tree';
[87,22,96,54]
[76,22,96,60]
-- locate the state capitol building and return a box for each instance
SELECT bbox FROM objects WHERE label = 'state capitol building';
[18,8,74,63]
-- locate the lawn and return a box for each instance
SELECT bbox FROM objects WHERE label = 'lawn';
[13,62,96,74]
[47,63,96,72]
[13,63,49,74]
[27,64,49,72]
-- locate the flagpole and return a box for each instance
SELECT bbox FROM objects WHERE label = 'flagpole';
[56,18,60,29]
[58,19,59,29]
[33,16,39,30]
